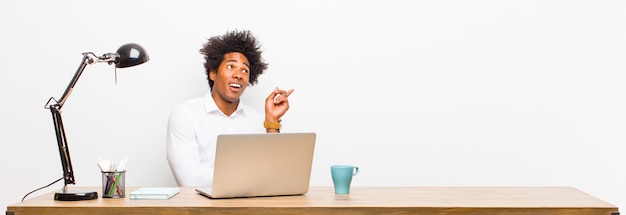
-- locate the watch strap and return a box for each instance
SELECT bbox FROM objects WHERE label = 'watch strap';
[264,121,281,129]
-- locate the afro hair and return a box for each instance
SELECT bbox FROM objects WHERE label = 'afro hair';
[200,30,268,89]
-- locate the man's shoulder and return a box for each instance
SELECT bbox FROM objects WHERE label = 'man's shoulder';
[176,96,204,108]
[171,96,205,115]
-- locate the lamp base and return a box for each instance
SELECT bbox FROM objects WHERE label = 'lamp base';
[54,190,98,201]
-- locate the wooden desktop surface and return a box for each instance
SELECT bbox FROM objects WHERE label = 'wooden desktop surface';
[6,186,619,215]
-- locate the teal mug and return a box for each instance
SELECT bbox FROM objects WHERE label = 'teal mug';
[331,165,359,194]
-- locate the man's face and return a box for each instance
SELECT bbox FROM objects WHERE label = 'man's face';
[210,52,251,104]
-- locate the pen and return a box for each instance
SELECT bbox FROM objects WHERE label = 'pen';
[109,173,121,196]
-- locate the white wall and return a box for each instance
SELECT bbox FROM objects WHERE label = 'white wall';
[2,0,626,211]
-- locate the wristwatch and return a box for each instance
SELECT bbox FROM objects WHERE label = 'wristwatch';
[264,121,281,129]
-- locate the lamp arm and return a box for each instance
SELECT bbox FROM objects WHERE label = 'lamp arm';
[55,53,95,108]
[44,53,95,190]
[49,106,74,188]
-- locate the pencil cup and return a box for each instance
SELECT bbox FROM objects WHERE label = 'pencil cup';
[102,171,126,198]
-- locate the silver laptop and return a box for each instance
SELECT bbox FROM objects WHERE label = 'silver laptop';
[196,132,316,199]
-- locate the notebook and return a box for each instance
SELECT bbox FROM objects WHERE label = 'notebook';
[130,187,180,200]
[195,132,316,199]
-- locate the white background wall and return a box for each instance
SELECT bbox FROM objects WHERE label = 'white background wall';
[1,0,625,211]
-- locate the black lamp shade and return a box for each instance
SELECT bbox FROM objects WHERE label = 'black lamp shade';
[115,43,149,68]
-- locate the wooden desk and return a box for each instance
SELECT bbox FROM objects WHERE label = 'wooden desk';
[6,186,619,215]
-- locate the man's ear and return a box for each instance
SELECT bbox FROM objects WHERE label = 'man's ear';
[209,69,217,81]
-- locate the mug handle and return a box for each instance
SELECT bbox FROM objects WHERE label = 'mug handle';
[353,167,359,176]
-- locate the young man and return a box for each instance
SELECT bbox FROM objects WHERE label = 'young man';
[166,30,294,186]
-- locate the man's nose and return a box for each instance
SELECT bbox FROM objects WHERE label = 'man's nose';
[233,70,243,79]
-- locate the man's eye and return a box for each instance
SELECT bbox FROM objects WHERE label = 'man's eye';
[242,69,248,73]
[227,65,233,69]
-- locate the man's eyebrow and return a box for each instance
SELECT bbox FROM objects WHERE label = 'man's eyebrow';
[226,60,250,69]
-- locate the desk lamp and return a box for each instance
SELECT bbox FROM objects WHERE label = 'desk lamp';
[44,43,149,201]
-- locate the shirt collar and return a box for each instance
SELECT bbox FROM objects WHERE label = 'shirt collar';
[203,91,245,117]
